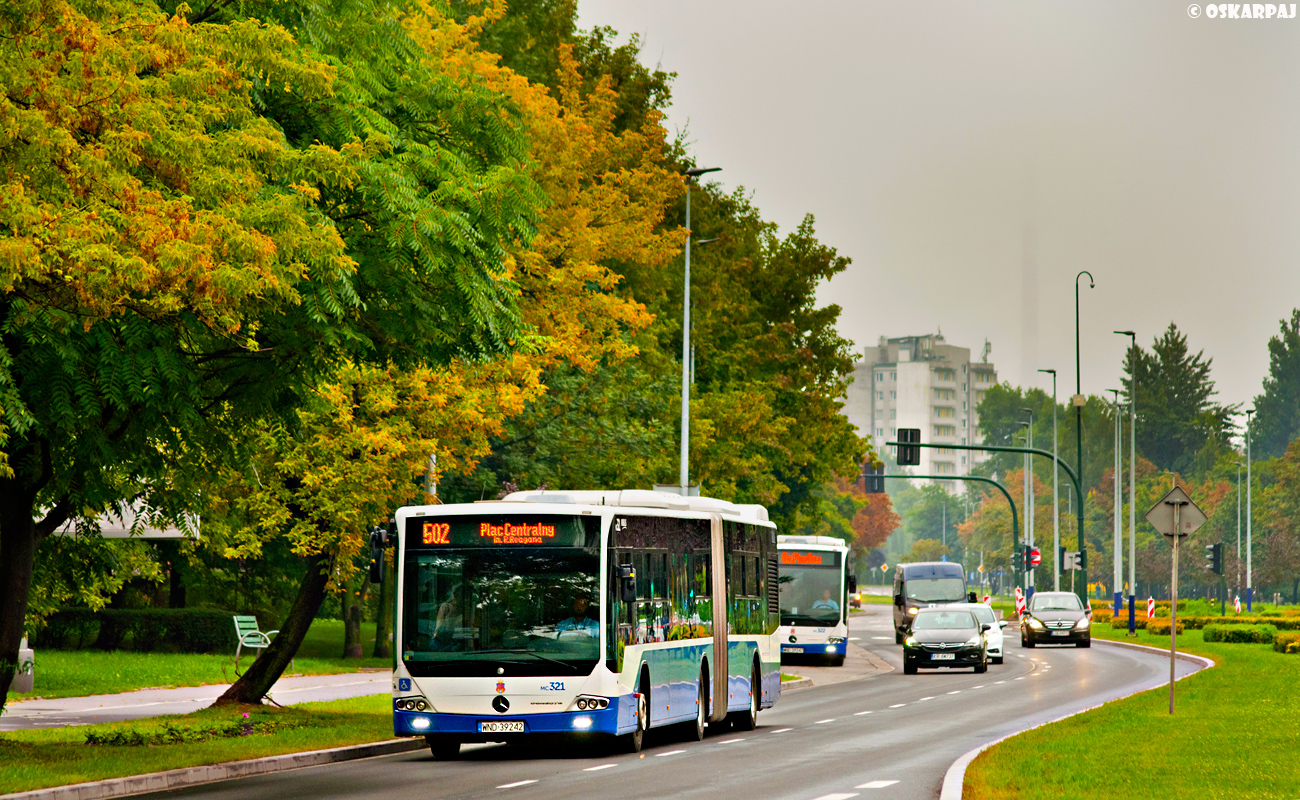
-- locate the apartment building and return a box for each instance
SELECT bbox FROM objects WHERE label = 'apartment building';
[843,332,997,491]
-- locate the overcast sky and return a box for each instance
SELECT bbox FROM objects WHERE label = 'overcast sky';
[576,0,1300,413]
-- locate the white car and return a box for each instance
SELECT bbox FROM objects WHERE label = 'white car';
[951,602,1007,664]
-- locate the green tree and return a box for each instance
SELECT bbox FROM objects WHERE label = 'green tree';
[1121,323,1238,475]
[906,539,949,563]
[1250,309,1300,460]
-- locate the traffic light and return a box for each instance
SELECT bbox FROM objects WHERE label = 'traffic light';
[897,428,921,466]
[368,525,389,584]
[1204,542,1223,575]
[863,463,887,494]
[1011,549,1024,573]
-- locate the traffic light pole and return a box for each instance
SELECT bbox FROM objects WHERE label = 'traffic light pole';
[877,473,1021,589]
[889,439,1087,605]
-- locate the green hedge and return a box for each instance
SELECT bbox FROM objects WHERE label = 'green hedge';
[1111,617,1147,630]
[1147,619,1183,636]
[1202,623,1278,644]
[1273,631,1300,654]
[32,609,238,654]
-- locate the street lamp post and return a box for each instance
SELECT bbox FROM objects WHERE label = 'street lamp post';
[1116,330,1137,634]
[1038,369,1059,591]
[1246,408,1254,611]
[678,166,721,493]
[1108,389,1123,617]
[1074,271,1095,605]
[1019,407,1036,594]
[1236,460,1243,597]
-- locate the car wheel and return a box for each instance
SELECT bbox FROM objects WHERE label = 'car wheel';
[1022,634,1035,648]
[974,657,988,674]
[903,658,917,675]
[1076,637,1091,649]
[992,656,1004,665]
[426,737,460,760]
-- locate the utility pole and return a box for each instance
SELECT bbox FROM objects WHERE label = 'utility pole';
[1074,271,1095,606]
[1038,368,1059,590]
[1117,330,1137,635]
[678,166,721,494]
[1109,389,1123,618]
[1246,408,1254,611]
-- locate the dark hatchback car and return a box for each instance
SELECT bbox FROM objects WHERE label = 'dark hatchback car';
[902,608,989,674]
[1020,592,1091,648]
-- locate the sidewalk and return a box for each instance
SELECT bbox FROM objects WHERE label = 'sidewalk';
[1,671,392,731]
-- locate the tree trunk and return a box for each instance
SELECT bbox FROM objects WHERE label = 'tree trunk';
[372,551,393,659]
[0,479,39,714]
[342,573,369,659]
[214,552,333,706]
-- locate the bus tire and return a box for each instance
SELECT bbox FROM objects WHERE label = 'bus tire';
[731,662,760,731]
[685,667,707,741]
[425,736,460,760]
[827,654,845,667]
[623,670,649,753]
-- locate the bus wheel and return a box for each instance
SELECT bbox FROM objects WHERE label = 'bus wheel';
[426,736,460,760]
[732,663,759,731]
[623,690,646,753]
[686,668,706,741]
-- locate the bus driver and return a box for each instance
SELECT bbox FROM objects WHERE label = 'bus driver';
[556,595,599,637]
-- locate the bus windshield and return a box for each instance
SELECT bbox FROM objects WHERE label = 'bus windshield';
[402,547,600,677]
[904,577,966,603]
[779,550,843,626]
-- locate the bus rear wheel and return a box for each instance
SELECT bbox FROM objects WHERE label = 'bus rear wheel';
[425,736,460,760]
[731,662,760,731]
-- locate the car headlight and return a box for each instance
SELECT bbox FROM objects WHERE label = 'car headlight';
[1026,617,1044,629]
[964,635,982,647]
[907,607,918,616]
[1075,617,1090,629]
[904,636,918,647]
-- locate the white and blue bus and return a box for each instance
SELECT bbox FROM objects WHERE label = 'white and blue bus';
[391,490,781,757]
[777,535,854,666]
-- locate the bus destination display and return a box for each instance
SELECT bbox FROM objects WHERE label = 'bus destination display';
[405,515,595,548]
[780,550,839,567]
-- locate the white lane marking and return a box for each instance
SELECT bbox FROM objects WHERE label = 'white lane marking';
[497,780,538,788]
[888,703,906,708]
[857,780,901,789]
[717,738,743,744]
[811,794,859,800]
[971,685,986,689]
[655,749,686,757]
[872,636,891,640]
[583,764,617,772]
[918,696,934,702]
[1015,676,1026,680]
[854,710,874,715]
[946,690,961,695]
[849,637,861,641]
[994,680,1007,685]
[772,728,793,733]
[815,718,837,724]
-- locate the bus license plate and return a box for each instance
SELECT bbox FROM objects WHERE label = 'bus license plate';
[1051,631,1070,637]
[785,646,804,653]
[479,721,524,733]
[931,653,955,660]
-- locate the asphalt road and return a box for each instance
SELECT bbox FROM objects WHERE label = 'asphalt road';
[137,606,1198,800]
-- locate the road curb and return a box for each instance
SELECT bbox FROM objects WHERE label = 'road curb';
[0,738,426,800]
[937,638,1215,800]
[780,677,814,691]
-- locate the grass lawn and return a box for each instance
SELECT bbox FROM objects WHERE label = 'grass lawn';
[964,624,1300,799]
[12,620,390,701]
[0,694,400,794]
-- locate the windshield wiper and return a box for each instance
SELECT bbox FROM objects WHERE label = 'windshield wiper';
[474,649,583,672]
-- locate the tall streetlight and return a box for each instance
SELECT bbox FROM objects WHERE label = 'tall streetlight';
[1019,409,1035,594]
[1115,330,1137,634]
[1074,271,1095,604]
[678,166,721,492]
[1038,368,1059,591]
[1246,408,1254,611]
[1016,422,1030,591]
[1236,460,1243,597]
[1108,388,1123,617]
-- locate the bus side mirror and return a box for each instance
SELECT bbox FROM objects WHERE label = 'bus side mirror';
[848,576,858,593]
[968,591,978,603]
[368,527,387,584]
[618,565,637,603]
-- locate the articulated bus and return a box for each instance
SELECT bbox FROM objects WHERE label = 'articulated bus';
[391,490,781,757]
[777,535,854,666]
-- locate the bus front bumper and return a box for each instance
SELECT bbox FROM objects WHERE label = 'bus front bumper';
[781,639,846,656]
[394,701,633,739]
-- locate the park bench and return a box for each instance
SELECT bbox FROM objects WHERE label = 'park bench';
[233,615,278,671]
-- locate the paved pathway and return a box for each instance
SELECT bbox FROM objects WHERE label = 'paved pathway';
[1,671,392,731]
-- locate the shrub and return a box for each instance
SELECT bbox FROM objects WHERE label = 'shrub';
[1111,617,1147,630]
[1146,619,1183,636]
[1202,623,1278,644]
[1273,631,1300,654]
[32,608,237,654]
[84,717,303,746]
